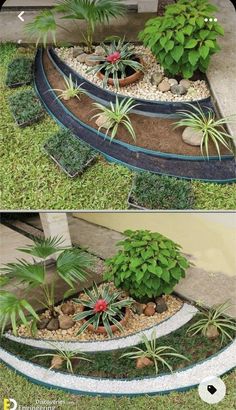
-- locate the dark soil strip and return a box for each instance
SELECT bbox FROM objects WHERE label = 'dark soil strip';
[43,51,230,158]
[48,47,214,117]
[34,49,236,182]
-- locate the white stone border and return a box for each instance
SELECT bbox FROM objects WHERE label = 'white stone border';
[5,303,197,352]
[0,339,235,396]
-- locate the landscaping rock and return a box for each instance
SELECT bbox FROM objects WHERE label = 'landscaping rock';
[95,113,113,130]
[206,325,220,340]
[158,80,171,92]
[95,46,106,56]
[133,302,146,315]
[77,53,88,64]
[61,302,75,315]
[169,78,178,86]
[179,79,191,89]
[85,55,100,67]
[150,72,163,86]
[171,84,187,95]
[136,357,153,369]
[144,303,156,316]
[59,315,75,330]
[73,46,84,58]
[51,355,64,369]
[37,317,50,330]
[46,317,60,331]
[155,297,168,313]
[182,127,203,146]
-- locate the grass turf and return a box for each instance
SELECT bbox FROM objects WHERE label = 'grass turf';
[1,42,235,210]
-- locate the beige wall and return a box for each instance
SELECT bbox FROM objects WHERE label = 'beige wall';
[75,213,236,277]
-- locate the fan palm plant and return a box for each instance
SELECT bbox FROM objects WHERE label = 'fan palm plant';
[0,236,93,336]
[187,300,236,346]
[174,104,235,160]
[92,97,138,141]
[25,0,127,52]
[121,330,189,374]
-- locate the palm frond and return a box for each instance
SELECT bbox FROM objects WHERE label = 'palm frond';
[18,236,65,260]
[25,10,57,48]
[0,260,45,287]
[56,249,93,288]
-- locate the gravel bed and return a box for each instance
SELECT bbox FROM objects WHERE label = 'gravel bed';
[5,303,197,352]
[55,46,210,103]
[0,338,235,396]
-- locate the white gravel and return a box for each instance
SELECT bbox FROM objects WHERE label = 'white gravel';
[5,303,197,352]
[0,338,235,395]
[55,46,210,103]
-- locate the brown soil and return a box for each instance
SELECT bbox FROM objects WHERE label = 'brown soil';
[43,52,230,157]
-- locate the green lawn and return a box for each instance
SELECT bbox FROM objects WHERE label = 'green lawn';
[0,363,235,409]
[1,42,235,210]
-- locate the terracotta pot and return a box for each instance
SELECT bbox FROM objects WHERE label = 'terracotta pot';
[97,57,144,88]
[81,307,130,335]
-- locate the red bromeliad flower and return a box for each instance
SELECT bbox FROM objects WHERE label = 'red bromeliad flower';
[106,51,121,64]
[94,299,108,313]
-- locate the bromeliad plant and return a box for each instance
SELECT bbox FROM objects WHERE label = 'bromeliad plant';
[87,38,144,90]
[187,300,236,346]
[104,229,190,301]
[174,104,235,159]
[92,97,138,141]
[0,236,93,336]
[121,330,189,374]
[139,0,224,79]
[73,282,133,337]
[50,74,87,101]
[25,0,126,52]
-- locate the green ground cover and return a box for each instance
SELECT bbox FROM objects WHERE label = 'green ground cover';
[1,42,235,210]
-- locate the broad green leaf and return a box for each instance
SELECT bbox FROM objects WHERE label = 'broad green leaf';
[185,39,198,49]
[188,50,199,66]
[199,45,209,59]
[171,45,184,63]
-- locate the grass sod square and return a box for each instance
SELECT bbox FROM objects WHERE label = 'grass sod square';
[44,129,98,177]
[5,57,33,88]
[8,89,45,127]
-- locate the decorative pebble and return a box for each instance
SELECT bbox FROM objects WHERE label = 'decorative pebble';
[95,113,113,130]
[72,46,84,58]
[158,80,171,92]
[61,302,75,315]
[150,72,163,86]
[182,127,203,146]
[169,78,178,86]
[171,84,187,95]
[179,79,191,89]
[46,318,60,331]
[136,357,154,369]
[94,45,106,56]
[59,315,75,330]
[144,304,156,316]
[77,53,88,63]
[155,297,168,313]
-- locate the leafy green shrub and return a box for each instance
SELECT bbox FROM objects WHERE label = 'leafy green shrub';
[6,57,33,87]
[139,0,224,78]
[130,172,195,209]
[8,89,44,126]
[44,129,98,177]
[104,229,190,300]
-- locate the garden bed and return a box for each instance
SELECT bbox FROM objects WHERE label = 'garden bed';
[43,51,231,159]
[8,89,45,127]
[44,129,98,178]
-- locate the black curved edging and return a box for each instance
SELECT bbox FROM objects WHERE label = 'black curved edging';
[34,49,236,183]
[49,47,214,118]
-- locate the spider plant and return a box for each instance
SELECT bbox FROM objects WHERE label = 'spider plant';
[174,104,235,160]
[92,97,138,141]
[32,343,92,373]
[73,282,133,337]
[121,330,189,374]
[50,74,87,101]
[0,236,93,335]
[87,38,144,90]
[187,300,236,346]
[25,0,126,52]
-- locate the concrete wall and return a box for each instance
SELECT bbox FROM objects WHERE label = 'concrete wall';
[75,213,236,277]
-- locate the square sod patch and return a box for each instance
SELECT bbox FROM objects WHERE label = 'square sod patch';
[44,129,98,177]
[5,57,33,88]
[129,172,195,210]
[8,89,45,127]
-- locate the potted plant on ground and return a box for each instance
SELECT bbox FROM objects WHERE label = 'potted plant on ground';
[87,38,144,89]
[73,282,133,337]
[0,236,93,335]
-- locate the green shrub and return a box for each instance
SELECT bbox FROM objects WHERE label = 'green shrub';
[139,0,224,78]
[5,57,33,87]
[130,172,195,209]
[8,89,44,126]
[104,229,190,301]
[44,129,98,177]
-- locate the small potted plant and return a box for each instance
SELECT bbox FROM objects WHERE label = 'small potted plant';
[74,282,133,337]
[87,38,144,89]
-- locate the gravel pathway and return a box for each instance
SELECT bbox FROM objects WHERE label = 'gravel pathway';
[5,304,197,352]
[0,339,235,396]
